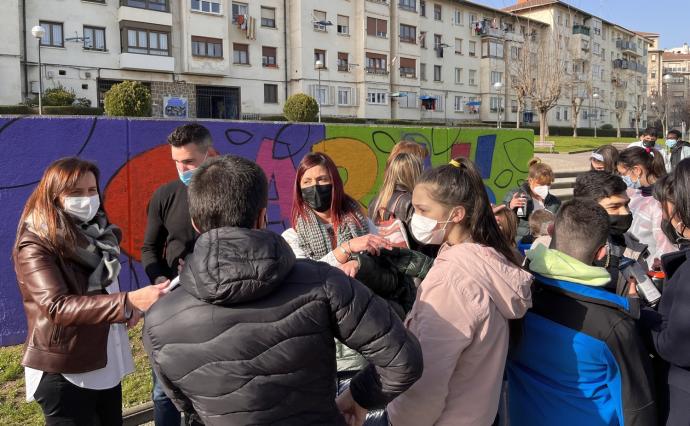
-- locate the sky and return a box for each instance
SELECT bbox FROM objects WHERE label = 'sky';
[479,0,690,49]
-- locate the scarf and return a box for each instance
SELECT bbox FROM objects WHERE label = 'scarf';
[296,201,370,260]
[69,212,122,293]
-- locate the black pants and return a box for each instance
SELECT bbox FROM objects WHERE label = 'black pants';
[34,372,122,426]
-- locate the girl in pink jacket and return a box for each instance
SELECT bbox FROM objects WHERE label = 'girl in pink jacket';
[387,157,534,426]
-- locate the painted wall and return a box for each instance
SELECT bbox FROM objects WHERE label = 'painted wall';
[0,116,533,346]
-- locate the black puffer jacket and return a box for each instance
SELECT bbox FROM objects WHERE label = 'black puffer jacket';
[143,227,423,426]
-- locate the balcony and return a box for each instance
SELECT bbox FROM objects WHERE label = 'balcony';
[615,100,627,109]
[572,25,590,36]
[365,67,389,75]
[475,26,504,38]
[118,2,172,26]
[120,52,174,72]
[504,30,524,43]
[616,40,639,55]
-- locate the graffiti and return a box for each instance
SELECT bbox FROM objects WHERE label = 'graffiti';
[0,116,532,346]
[163,97,188,118]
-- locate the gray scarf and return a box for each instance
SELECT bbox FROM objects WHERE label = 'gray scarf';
[70,212,122,293]
[296,201,369,260]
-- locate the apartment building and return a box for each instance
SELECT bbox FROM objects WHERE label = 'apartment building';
[504,0,652,131]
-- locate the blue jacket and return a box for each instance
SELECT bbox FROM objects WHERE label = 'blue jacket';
[507,274,656,426]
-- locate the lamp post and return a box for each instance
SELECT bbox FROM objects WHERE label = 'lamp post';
[31,25,45,115]
[574,97,582,137]
[315,59,324,123]
[493,81,503,128]
[592,93,600,138]
[663,73,673,133]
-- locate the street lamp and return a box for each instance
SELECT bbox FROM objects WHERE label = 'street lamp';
[663,73,673,133]
[592,93,600,138]
[315,59,324,123]
[31,25,45,115]
[493,81,503,128]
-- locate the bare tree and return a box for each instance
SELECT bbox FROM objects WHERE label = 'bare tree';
[649,90,669,135]
[566,72,591,138]
[508,33,533,129]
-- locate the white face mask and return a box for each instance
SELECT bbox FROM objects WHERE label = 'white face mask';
[63,195,100,223]
[533,185,550,200]
[410,210,454,245]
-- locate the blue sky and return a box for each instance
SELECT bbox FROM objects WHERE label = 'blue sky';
[479,0,690,49]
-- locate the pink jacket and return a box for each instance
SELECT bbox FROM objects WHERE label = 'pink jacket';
[387,243,533,426]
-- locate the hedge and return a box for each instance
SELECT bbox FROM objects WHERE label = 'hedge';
[0,105,35,115]
[43,106,104,116]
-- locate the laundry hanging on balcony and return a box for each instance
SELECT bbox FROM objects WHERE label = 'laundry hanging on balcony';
[236,15,256,40]
[420,96,437,111]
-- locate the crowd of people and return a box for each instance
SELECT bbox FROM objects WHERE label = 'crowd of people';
[11,123,690,426]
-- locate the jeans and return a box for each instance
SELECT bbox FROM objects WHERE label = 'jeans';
[152,370,181,426]
[34,372,122,426]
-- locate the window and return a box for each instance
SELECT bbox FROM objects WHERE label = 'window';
[453,9,463,25]
[367,90,388,105]
[470,13,477,24]
[455,38,463,54]
[313,10,327,31]
[365,52,387,74]
[399,91,417,108]
[399,0,416,12]
[434,34,442,49]
[454,95,465,111]
[192,36,222,58]
[83,26,105,51]
[651,71,656,79]
[39,21,63,47]
[338,87,352,105]
[511,100,518,113]
[191,0,220,13]
[122,0,168,11]
[491,71,503,84]
[264,84,278,103]
[337,15,349,35]
[651,54,657,62]
[314,49,326,67]
[261,7,276,28]
[455,67,463,84]
[262,46,277,67]
[433,65,442,81]
[311,85,329,105]
[125,28,170,55]
[337,52,349,71]
[367,17,387,37]
[420,0,426,17]
[400,57,416,78]
[232,2,248,23]
[564,107,569,121]
[233,43,249,64]
[482,40,504,58]
[400,24,416,43]
[420,31,427,48]
[556,108,561,121]
[420,63,426,80]
[510,46,521,59]
[434,4,442,20]
[490,96,502,112]
[468,69,476,85]
[557,13,562,25]
[468,40,476,57]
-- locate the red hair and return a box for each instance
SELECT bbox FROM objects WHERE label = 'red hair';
[291,152,362,229]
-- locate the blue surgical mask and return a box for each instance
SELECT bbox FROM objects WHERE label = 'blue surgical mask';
[178,168,195,186]
[666,139,678,149]
[622,174,641,190]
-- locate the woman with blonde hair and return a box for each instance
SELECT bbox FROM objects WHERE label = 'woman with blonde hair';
[388,140,428,166]
[369,152,424,231]
[503,158,561,242]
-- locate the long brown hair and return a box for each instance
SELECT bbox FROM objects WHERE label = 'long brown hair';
[291,152,361,229]
[387,140,428,167]
[417,157,522,266]
[369,152,423,221]
[618,146,667,184]
[14,157,101,255]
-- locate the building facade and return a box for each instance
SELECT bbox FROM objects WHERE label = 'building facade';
[1,0,652,128]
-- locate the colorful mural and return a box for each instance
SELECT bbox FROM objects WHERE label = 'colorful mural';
[0,116,533,346]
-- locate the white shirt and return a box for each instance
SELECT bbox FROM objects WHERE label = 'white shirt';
[281,218,378,265]
[25,278,135,401]
[627,140,662,150]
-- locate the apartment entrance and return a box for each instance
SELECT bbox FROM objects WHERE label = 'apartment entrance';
[196,86,240,119]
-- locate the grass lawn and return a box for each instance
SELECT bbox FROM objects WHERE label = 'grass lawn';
[0,323,152,425]
[535,136,629,153]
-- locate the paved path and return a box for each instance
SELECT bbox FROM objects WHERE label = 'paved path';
[537,152,591,173]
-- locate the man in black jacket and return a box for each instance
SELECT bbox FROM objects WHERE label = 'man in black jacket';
[143,155,424,426]
[142,123,214,425]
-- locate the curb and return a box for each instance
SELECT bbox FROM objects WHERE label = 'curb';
[123,402,154,426]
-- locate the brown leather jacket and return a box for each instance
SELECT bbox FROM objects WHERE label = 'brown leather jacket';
[13,226,128,374]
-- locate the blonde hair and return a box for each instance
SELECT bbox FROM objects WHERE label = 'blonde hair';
[528,158,555,185]
[388,140,428,166]
[370,152,423,222]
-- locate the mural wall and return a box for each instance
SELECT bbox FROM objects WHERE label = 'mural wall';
[0,116,533,346]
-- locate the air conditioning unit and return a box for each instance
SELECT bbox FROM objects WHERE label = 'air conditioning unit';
[84,71,92,78]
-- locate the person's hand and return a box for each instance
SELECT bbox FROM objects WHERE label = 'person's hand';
[338,260,360,278]
[127,309,142,329]
[347,234,392,256]
[628,277,639,297]
[127,282,169,312]
[509,193,527,210]
[336,388,367,426]
[178,258,185,275]
[652,257,662,271]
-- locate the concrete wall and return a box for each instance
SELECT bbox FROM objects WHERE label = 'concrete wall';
[0,116,533,346]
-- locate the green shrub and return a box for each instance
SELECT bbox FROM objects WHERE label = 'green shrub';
[104,81,152,117]
[600,123,614,130]
[0,105,35,115]
[283,93,319,122]
[43,106,103,116]
[73,97,92,108]
[42,85,76,106]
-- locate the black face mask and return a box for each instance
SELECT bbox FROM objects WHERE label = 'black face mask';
[608,213,633,236]
[661,219,689,247]
[301,184,333,213]
[642,139,656,148]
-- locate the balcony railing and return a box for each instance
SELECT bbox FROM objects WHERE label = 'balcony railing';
[475,26,504,38]
[120,0,168,12]
[572,25,590,36]
[616,40,638,53]
[365,67,389,75]
[615,101,627,109]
